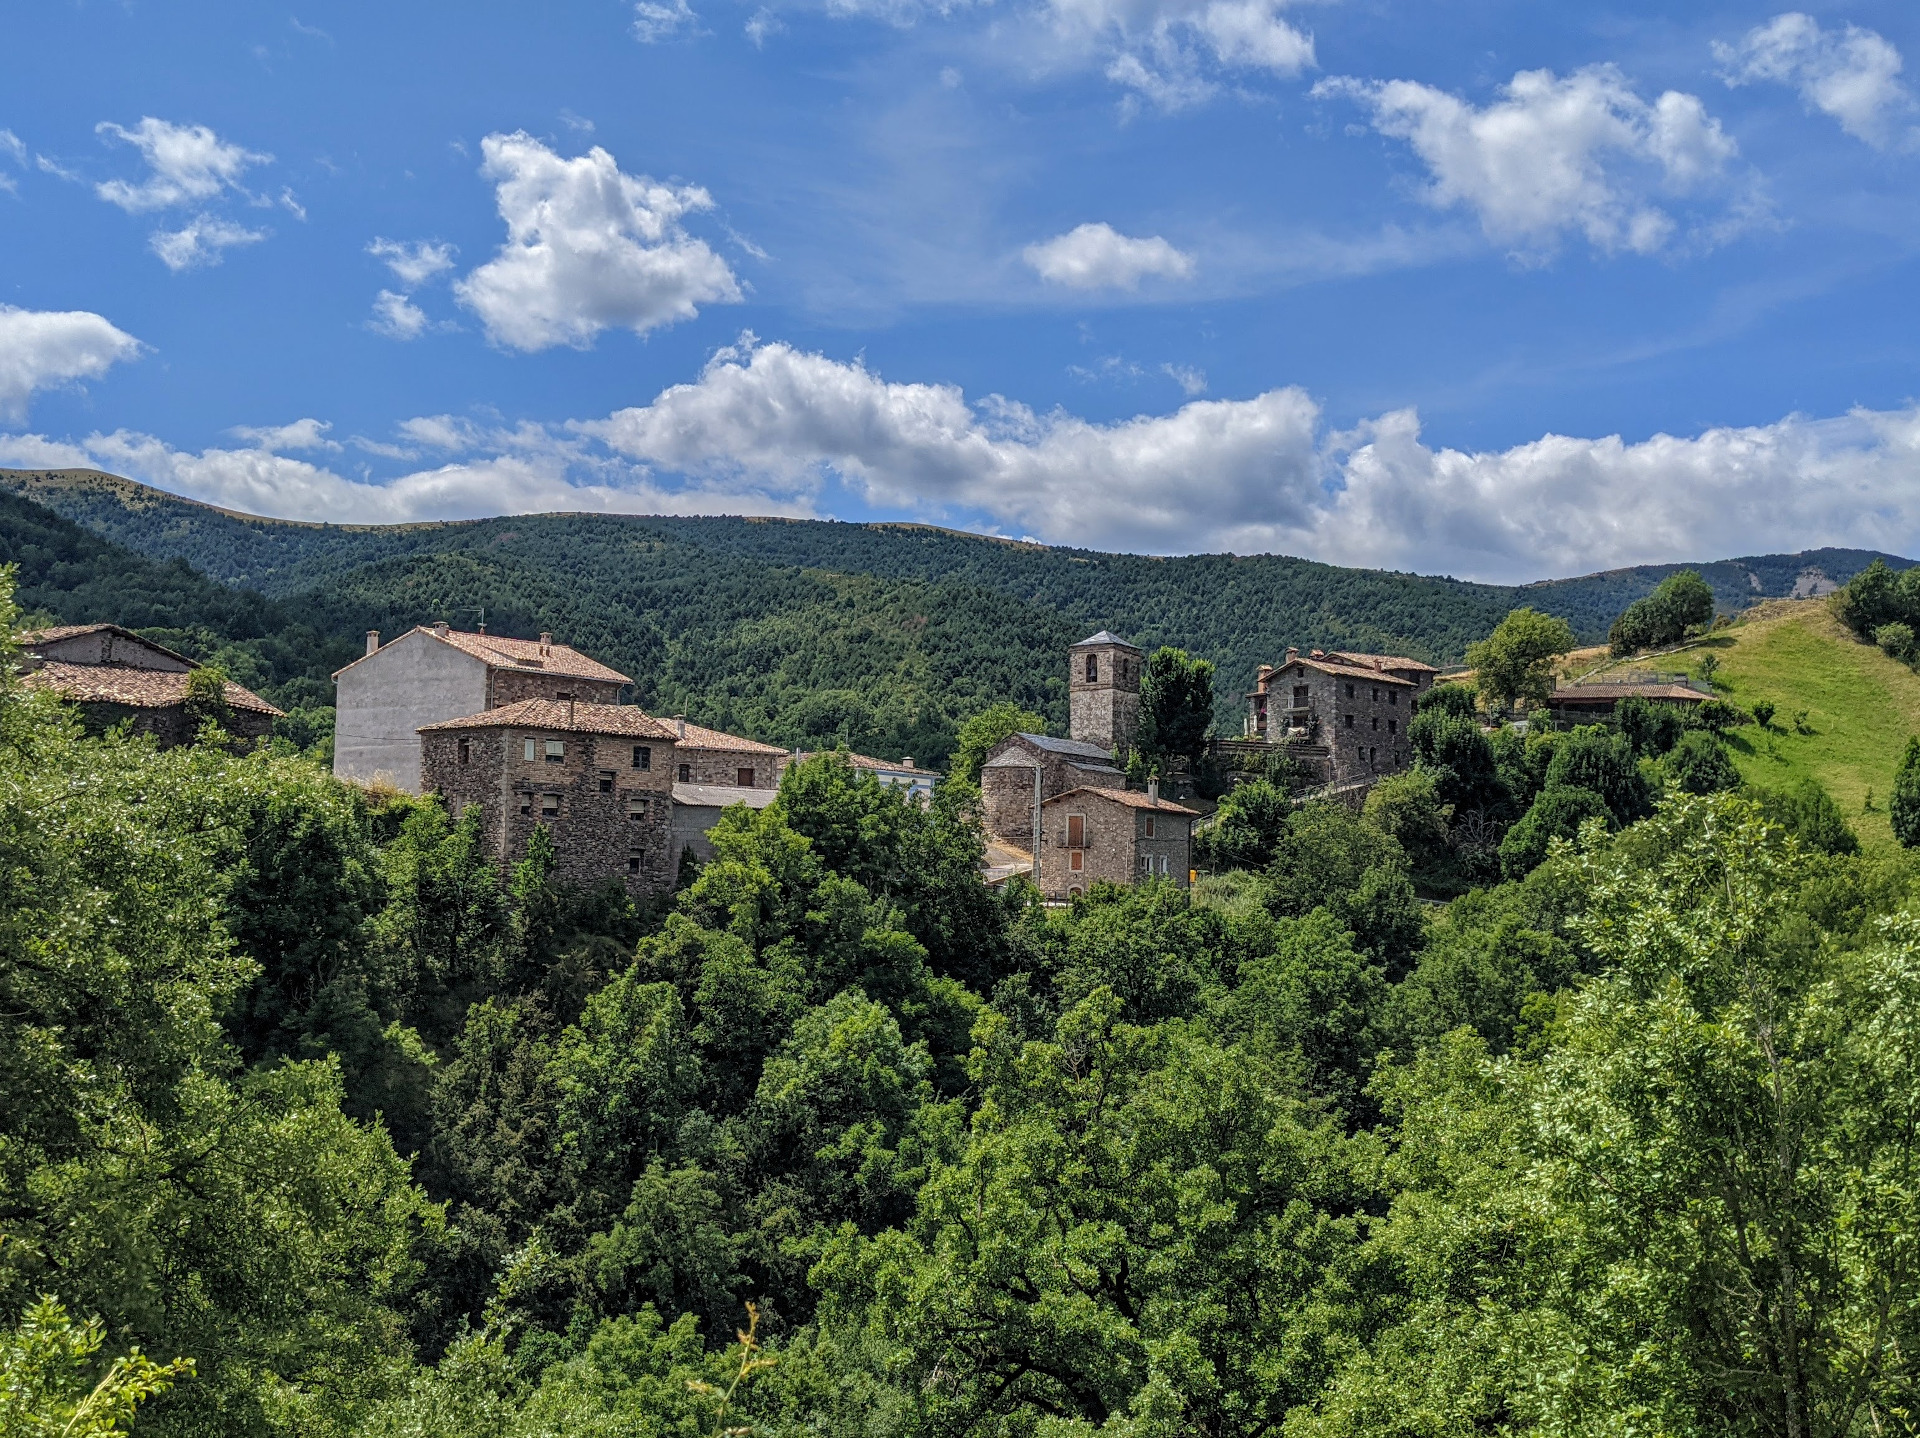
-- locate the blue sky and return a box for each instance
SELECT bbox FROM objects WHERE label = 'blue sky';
[2,0,1918,581]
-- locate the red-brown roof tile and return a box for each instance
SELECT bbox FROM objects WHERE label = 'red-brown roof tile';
[25,662,282,716]
[419,698,676,739]
[1042,786,1199,815]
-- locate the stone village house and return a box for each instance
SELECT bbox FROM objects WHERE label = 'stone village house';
[1036,783,1198,901]
[20,623,281,747]
[1243,648,1438,783]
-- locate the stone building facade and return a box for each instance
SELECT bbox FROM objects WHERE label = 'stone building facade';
[419,698,680,899]
[1068,630,1142,758]
[1035,784,1198,900]
[19,623,281,747]
[334,624,630,792]
[980,733,1127,851]
[1244,648,1438,784]
[662,718,791,788]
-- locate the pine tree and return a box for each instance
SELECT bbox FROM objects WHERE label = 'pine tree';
[1891,737,1920,847]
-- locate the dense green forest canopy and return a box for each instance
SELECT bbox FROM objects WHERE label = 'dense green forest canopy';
[5,467,1911,762]
[9,547,1920,1437]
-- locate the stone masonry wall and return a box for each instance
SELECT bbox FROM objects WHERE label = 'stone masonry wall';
[487,670,623,708]
[423,725,679,900]
[673,747,788,788]
[981,742,1126,850]
[1262,662,1413,784]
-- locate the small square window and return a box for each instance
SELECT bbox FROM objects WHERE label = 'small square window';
[599,771,615,793]
[1069,849,1084,872]
[633,744,651,770]
[678,763,691,782]
[523,737,537,762]
[737,766,755,787]
[1140,854,1152,875]
[458,738,471,765]
[627,852,643,875]
[540,794,560,817]
[544,739,565,762]
[627,797,647,821]
[1345,713,1355,728]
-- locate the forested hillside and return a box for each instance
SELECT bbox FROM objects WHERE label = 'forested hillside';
[3,466,1910,764]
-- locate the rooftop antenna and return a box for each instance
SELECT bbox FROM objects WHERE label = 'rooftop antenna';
[477,607,486,635]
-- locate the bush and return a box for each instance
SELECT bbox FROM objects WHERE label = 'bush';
[1498,785,1610,878]
[1687,698,1745,734]
[1751,779,1859,856]
[1614,694,1686,758]
[1893,737,1920,848]
[1750,699,1776,731]
[1661,730,1741,796]
[1418,683,1478,718]
[1543,726,1651,825]
[1876,622,1917,663]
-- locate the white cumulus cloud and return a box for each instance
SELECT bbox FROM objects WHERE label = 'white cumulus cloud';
[369,289,430,340]
[0,306,143,422]
[1043,0,1313,108]
[150,215,267,271]
[94,117,269,212]
[1716,12,1916,149]
[453,131,741,351]
[368,237,457,287]
[1024,222,1195,289]
[1318,65,1741,256]
[633,0,699,42]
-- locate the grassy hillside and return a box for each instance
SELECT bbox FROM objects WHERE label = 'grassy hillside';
[1589,600,1920,849]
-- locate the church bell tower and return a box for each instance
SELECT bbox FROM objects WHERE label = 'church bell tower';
[1068,631,1143,758]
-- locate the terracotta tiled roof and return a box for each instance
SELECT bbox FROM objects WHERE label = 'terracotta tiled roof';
[1291,657,1416,686]
[1552,682,1707,704]
[1042,786,1198,815]
[437,630,630,683]
[1327,651,1439,674]
[420,698,676,739]
[25,661,282,716]
[668,720,789,755]
[336,627,631,684]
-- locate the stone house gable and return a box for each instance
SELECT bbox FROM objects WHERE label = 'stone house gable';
[1036,786,1197,901]
[661,718,791,788]
[980,731,1127,851]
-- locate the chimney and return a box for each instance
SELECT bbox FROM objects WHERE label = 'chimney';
[1310,648,1326,659]
[1147,779,1159,803]
[539,632,552,653]
[433,621,450,638]
[365,630,380,656]
[674,716,686,739]
[1284,646,1299,665]
[901,757,914,769]
[1256,664,1275,687]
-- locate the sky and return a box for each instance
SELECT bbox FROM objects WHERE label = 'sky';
[2,0,1918,583]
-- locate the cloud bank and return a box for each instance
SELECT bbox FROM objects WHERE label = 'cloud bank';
[8,337,1920,584]
[454,131,741,350]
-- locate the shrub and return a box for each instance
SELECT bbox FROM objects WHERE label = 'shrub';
[1751,779,1859,856]
[1750,699,1775,730]
[1418,683,1478,719]
[1661,730,1741,796]
[1498,785,1610,878]
[1543,726,1651,825]
[1614,694,1686,758]
[1876,622,1916,663]
[1688,698,1745,734]
[1893,738,1920,848]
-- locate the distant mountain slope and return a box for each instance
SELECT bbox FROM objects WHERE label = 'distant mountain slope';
[3,467,1911,759]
